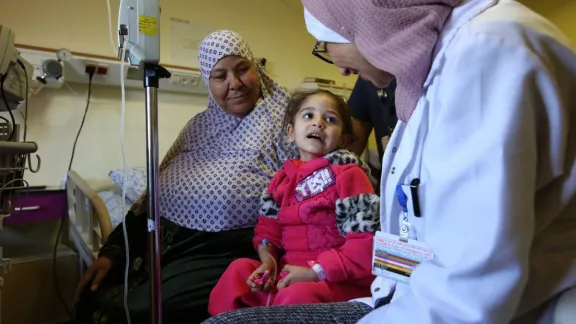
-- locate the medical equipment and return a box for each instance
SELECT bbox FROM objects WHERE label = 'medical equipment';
[31,54,67,97]
[0,25,41,324]
[0,25,39,168]
[0,26,34,112]
[0,140,39,323]
[35,59,63,85]
[118,0,170,322]
[0,26,16,77]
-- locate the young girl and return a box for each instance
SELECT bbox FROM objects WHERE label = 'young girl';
[208,89,380,315]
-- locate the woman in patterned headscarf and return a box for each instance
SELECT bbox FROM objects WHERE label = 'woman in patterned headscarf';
[73,30,292,324]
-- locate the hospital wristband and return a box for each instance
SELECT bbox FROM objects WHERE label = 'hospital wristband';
[308,260,327,281]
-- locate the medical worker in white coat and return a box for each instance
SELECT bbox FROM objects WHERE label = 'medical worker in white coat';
[202,0,576,324]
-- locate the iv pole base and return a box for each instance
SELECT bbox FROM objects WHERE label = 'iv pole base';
[143,63,170,324]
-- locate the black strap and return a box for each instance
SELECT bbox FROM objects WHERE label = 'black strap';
[374,293,394,309]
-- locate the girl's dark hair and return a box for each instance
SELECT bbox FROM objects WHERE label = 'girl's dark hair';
[283,89,356,144]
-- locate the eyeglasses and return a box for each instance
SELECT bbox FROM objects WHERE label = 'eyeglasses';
[312,41,334,64]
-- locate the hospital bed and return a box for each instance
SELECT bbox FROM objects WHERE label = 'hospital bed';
[66,167,146,267]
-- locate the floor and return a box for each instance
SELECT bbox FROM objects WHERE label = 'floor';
[1,220,78,324]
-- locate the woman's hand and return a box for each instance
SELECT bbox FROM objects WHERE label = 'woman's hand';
[247,260,276,292]
[277,264,319,289]
[73,256,112,304]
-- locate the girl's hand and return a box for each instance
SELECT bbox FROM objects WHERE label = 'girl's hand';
[247,260,276,292]
[277,264,319,289]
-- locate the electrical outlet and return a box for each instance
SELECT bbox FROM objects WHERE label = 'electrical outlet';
[190,75,200,87]
[96,64,109,76]
[85,61,98,75]
[180,76,191,86]
[170,75,182,85]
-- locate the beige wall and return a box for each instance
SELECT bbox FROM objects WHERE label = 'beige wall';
[0,0,351,90]
[521,0,576,42]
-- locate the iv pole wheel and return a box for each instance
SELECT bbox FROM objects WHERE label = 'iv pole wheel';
[143,63,171,324]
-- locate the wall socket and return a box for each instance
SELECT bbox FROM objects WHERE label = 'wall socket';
[96,65,109,76]
[85,62,109,76]
[169,73,200,87]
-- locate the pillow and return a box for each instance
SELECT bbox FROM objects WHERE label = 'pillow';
[108,167,147,203]
[98,189,131,229]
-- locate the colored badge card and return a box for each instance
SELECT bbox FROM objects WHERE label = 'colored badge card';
[372,231,434,284]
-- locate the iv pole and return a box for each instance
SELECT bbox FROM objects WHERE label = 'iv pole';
[143,63,170,323]
[118,1,169,322]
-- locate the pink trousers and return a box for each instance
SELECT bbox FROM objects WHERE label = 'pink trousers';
[208,258,369,316]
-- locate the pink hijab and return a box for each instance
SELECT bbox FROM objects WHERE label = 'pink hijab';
[302,0,461,122]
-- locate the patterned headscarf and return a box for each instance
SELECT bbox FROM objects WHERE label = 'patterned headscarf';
[133,31,292,232]
[198,30,286,118]
[302,0,461,122]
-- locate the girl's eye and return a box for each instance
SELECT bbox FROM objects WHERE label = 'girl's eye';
[326,116,338,123]
[303,112,313,119]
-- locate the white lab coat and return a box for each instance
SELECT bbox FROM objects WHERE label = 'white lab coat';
[356,0,576,323]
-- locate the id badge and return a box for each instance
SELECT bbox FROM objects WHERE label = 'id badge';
[372,231,434,284]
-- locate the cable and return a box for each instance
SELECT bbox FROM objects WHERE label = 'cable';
[64,81,83,97]
[110,2,135,322]
[67,74,94,171]
[0,77,17,141]
[14,60,30,181]
[53,71,95,322]
[16,59,28,141]
[120,42,132,324]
